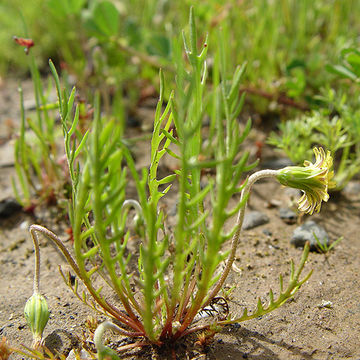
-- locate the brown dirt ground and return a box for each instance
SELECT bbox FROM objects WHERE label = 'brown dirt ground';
[0,77,360,360]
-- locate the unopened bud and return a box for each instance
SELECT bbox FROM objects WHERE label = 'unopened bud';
[24,293,50,347]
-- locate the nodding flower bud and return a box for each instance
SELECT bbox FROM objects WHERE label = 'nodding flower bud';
[24,293,50,348]
[277,147,334,215]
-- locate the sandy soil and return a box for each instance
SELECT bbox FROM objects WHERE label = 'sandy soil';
[0,77,360,360]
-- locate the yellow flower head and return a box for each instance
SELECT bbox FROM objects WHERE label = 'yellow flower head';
[277,147,335,215]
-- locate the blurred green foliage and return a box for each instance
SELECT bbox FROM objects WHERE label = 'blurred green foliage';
[326,48,360,83]
[2,0,360,103]
[4,0,360,195]
[268,70,360,191]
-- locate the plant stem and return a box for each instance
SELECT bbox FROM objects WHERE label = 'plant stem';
[204,169,278,306]
[29,226,41,294]
[29,225,82,281]
[122,199,143,226]
[29,225,143,331]
[240,86,310,111]
[94,321,150,360]
[94,321,143,343]
[122,199,142,215]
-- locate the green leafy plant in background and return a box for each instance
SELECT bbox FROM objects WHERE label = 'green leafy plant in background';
[62,0,360,109]
[3,0,360,114]
[16,11,338,359]
[12,48,76,209]
[45,0,88,77]
[326,47,360,83]
[268,47,360,191]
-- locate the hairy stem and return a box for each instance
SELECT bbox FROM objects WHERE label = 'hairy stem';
[29,225,143,331]
[204,169,278,306]
[30,225,82,280]
[94,321,146,360]
[29,226,41,294]
[94,321,143,344]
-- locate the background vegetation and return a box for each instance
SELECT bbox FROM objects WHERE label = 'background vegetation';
[2,0,360,195]
[2,0,360,101]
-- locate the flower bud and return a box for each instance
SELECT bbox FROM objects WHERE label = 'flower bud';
[24,293,50,347]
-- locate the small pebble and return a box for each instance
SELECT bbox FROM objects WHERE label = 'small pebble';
[66,349,92,360]
[243,211,269,230]
[317,300,333,309]
[20,220,30,230]
[262,229,272,236]
[0,198,22,218]
[44,329,78,357]
[279,207,297,224]
[291,220,329,250]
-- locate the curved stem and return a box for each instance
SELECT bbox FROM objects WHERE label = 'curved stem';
[30,225,82,279]
[94,321,143,343]
[203,169,278,306]
[122,199,143,226]
[122,199,142,215]
[29,225,142,331]
[94,321,147,359]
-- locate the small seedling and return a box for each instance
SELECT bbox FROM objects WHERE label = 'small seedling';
[12,44,77,210]
[314,232,343,254]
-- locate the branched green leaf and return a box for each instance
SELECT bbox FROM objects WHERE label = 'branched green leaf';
[219,243,312,325]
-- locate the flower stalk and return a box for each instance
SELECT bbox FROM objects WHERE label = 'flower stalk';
[206,147,333,307]
[204,169,278,306]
